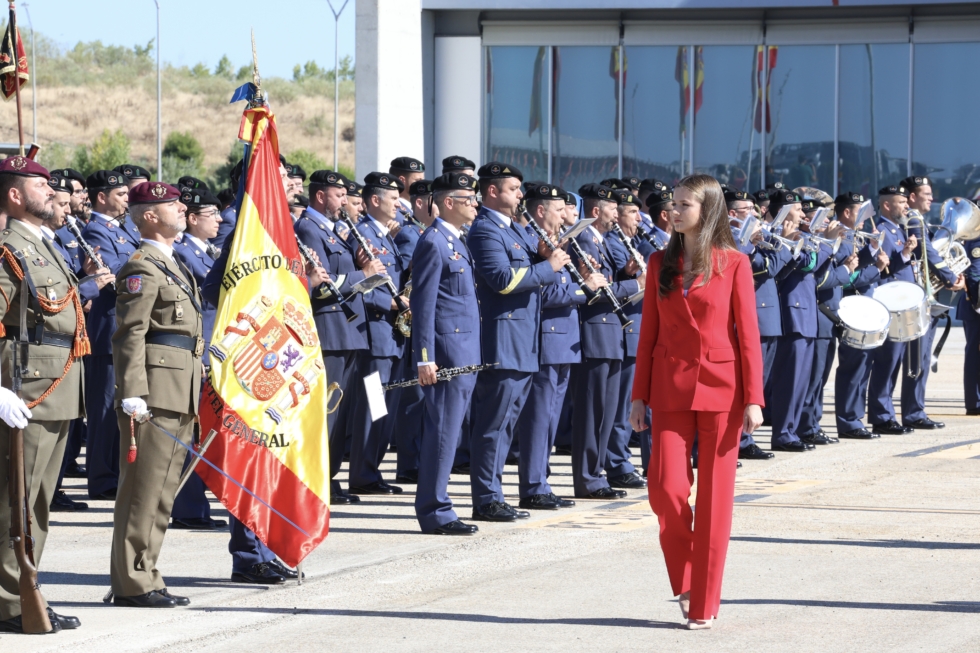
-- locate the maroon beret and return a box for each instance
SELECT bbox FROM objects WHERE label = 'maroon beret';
[0,155,50,179]
[129,181,181,204]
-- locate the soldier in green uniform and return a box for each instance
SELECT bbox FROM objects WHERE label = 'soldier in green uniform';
[0,156,87,633]
[108,182,203,608]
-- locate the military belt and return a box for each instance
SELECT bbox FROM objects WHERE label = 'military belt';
[146,332,205,357]
[2,326,74,348]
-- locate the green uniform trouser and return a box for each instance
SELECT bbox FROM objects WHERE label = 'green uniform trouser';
[0,419,69,620]
[110,408,194,598]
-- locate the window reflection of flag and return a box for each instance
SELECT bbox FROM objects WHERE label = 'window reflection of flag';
[610,47,627,138]
[676,46,689,136]
[753,45,778,134]
[529,46,546,136]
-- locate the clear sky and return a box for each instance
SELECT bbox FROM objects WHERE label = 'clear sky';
[18,0,356,79]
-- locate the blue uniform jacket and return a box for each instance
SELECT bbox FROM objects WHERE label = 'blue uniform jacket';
[354,215,405,359]
[775,243,832,338]
[54,225,84,275]
[570,228,639,361]
[467,207,556,373]
[212,206,237,251]
[524,225,585,366]
[957,237,980,319]
[741,240,793,338]
[294,208,369,353]
[394,216,427,274]
[815,241,856,338]
[605,234,644,357]
[410,218,481,369]
[875,217,915,285]
[174,236,217,365]
[46,232,100,304]
[82,213,141,355]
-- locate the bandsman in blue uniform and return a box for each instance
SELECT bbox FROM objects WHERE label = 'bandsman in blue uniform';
[569,183,642,497]
[170,187,227,531]
[113,164,150,189]
[798,197,857,445]
[959,210,980,415]
[82,170,140,500]
[638,178,669,234]
[867,184,921,435]
[643,188,672,250]
[466,162,568,521]
[768,189,835,452]
[603,189,649,489]
[285,164,306,203]
[833,192,890,439]
[296,170,384,506]
[347,172,409,495]
[389,179,437,484]
[213,160,244,252]
[513,182,602,509]
[412,173,482,534]
[899,175,963,429]
[50,168,90,225]
[345,179,365,220]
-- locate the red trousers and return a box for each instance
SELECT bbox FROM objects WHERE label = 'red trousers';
[648,409,741,620]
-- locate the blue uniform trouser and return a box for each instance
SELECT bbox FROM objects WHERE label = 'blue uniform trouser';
[348,352,397,488]
[391,351,424,475]
[835,341,874,432]
[571,358,622,495]
[453,402,472,467]
[771,334,813,447]
[604,356,637,478]
[56,417,86,491]
[85,354,119,496]
[963,307,980,411]
[416,372,478,532]
[469,369,533,508]
[554,389,573,448]
[514,363,570,499]
[229,516,275,571]
[323,350,358,493]
[799,336,836,437]
[868,337,907,426]
[900,317,938,424]
[741,336,779,448]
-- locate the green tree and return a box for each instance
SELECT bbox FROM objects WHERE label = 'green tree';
[285,149,328,184]
[190,62,210,78]
[163,131,205,176]
[72,129,131,176]
[214,55,234,79]
[209,141,245,191]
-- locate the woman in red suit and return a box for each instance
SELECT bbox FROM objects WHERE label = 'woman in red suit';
[629,174,764,630]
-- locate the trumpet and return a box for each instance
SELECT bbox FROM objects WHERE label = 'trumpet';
[845,227,886,249]
[730,216,805,257]
[802,207,843,255]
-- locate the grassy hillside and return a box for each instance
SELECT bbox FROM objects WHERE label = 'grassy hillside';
[0,29,355,186]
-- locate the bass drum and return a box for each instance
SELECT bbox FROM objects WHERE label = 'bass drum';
[837,295,891,350]
[872,281,930,342]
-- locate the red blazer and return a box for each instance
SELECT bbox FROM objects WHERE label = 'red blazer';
[632,248,764,413]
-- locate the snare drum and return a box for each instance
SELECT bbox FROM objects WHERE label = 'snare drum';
[872,281,930,342]
[836,295,891,349]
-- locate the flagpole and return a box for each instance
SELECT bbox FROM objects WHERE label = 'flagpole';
[8,0,25,155]
[21,1,33,143]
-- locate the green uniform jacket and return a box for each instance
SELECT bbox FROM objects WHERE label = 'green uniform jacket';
[112,242,203,415]
[0,219,84,421]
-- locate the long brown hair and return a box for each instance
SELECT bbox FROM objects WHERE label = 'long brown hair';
[658,174,737,298]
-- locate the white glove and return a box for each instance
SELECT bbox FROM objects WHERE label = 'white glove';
[122,397,149,421]
[0,387,31,429]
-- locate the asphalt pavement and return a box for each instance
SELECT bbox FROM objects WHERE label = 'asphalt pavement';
[2,328,979,652]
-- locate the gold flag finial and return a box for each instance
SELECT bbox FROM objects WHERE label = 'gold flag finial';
[250,29,265,107]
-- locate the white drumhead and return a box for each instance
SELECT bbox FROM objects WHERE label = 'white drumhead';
[839,295,891,330]
[873,281,925,311]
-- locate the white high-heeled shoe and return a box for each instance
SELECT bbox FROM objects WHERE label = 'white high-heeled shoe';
[677,592,690,620]
[686,617,713,630]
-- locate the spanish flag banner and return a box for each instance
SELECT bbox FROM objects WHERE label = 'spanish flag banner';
[198,104,330,567]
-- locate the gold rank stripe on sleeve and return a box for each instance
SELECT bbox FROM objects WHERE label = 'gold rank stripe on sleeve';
[499,267,528,295]
[421,347,429,363]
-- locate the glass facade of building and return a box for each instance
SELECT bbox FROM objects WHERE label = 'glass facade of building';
[485,39,980,211]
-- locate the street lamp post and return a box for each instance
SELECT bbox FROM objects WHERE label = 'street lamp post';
[22,2,35,143]
[153,0,161,181]
[327,0,349,172]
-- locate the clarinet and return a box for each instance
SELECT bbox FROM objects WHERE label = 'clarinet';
[521,209,599,305]
[295,234,359,323]
[565,235,633,329]
[636,224,666,251]
[611,223,648,274]
[339,209,410,314]
[65,215,115,289]
[383,362,498,391]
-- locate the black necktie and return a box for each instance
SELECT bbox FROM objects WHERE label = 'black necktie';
[206,242,219,260]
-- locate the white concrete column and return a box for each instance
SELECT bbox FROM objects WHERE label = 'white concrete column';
[355,0,425,179]
[434,36,483,172]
